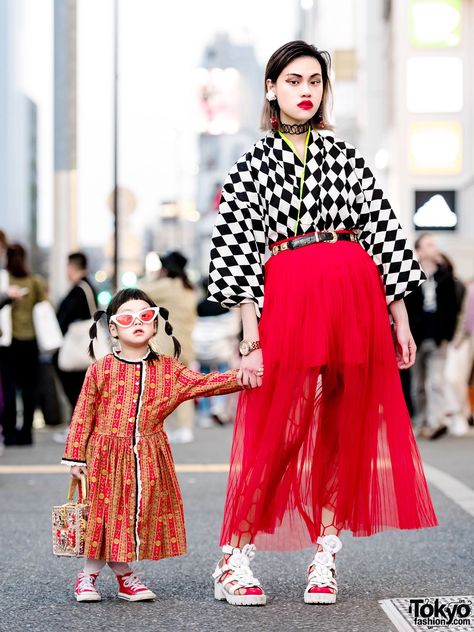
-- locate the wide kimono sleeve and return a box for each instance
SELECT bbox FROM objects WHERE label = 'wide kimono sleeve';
[208,154,267,318]
[351,147,425,304]
[173,360,241,405]
[61,363,99,467]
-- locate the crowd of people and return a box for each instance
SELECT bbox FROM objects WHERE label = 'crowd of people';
[0,230,242,449]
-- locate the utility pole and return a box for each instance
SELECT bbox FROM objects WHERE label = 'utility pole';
[112,0,120,291]
[51,0,77,303]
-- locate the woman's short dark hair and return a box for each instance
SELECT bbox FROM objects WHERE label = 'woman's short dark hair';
[6,243,29,278]
[260,40,333,132]
[68,251,88,271]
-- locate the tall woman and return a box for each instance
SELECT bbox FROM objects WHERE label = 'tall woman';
[208,41,437,606]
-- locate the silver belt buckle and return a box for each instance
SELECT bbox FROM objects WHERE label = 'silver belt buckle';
[326,231,338,244]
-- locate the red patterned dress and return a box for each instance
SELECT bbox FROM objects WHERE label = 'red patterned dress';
[62,352,240,562]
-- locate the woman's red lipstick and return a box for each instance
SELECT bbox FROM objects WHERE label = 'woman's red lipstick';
[298,100,314,110]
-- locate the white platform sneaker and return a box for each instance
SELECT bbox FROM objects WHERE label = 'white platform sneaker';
[304,534,342,604]
[212,544,267,606]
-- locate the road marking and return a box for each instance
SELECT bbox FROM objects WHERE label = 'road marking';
[0,463,231,474]
[424,462,474,519]
[2,461,474,521]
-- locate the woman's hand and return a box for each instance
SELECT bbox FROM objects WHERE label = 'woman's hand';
[237,349,264,389]
[393,322,416,369]
[70,465,88,480]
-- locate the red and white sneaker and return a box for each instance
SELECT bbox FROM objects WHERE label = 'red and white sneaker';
[304,535,342,604]
[116,572,156,601]
[74,572,101,602]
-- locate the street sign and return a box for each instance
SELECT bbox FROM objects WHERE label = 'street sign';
[414,190,457,230]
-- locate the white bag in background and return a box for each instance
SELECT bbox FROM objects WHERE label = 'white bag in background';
[0,270,12,347]
[33,301,64,353]
[58,281,112,371]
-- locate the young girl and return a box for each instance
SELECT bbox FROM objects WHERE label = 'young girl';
[208,41,437,606]
[61,288,256,602]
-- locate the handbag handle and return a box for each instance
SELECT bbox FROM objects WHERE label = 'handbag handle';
[67,474,88,503]
[78,281,96,319]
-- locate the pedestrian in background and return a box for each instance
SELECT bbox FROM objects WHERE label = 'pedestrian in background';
[405,233,460,439]
[208,41,437,606]
[0,243,46,445]
[53,252,97,442]
[62,288,246,602]
[192,278,241,426]
[140,251,198,444]
[444,278,474,435]
[0,231,31,449]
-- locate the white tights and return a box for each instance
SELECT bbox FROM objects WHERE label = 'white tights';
[83,558,131,576]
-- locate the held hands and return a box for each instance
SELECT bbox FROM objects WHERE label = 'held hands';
[393,322,416,369]
[70,465,88,480]
[237,349,264,389]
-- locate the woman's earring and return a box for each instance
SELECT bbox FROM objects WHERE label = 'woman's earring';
[316,109,325,129]
[266,89,277,102]
[270,113,278,130]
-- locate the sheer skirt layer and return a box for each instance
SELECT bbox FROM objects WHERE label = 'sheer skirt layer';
[220,242,437,551]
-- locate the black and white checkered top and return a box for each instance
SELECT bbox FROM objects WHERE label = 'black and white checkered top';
[209,131,425,317]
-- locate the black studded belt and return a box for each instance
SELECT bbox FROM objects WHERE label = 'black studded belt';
[270,231,358,256]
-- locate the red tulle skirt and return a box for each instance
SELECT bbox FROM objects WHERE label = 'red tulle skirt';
[220,240,438,550]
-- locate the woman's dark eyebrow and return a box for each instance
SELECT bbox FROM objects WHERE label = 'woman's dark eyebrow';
[285,73,322,78]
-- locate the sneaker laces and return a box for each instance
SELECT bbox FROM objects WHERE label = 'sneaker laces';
[123,572,147,591]
[77,573,97,592]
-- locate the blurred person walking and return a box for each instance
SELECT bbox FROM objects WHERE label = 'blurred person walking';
[192,279,241,426]
[444,278,474,435]
[405,234,460,439]
[140,251,198,444]
[62,288,246,602]
[0,231,31,448]
[0,243,46,445]
[208,41,437,606]
[53,252,97,442]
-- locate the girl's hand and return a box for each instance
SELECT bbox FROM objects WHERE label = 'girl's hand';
[237,349,264,389]
[70,465,88,480]
[393,322,416,369]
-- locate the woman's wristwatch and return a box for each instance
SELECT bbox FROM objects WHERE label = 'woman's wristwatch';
[239,340,261,356]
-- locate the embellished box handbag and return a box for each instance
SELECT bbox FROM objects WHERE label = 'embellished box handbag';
[52,475,89,557]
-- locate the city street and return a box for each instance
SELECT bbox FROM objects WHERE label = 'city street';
[0,422,473,632]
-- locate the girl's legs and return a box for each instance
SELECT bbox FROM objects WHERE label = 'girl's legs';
[83,559,107,575]
[108,562,132,575]
[75,559,105,602]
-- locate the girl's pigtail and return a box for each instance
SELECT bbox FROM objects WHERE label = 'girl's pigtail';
[88,310,106,360]
[171,336,182,358]
[158,307,181,358]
